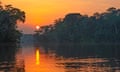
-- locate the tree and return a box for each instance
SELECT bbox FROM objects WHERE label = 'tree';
[35,7,120,44]
[0,4,25,42]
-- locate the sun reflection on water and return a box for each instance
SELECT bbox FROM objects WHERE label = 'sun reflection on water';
[22,46,120,72]
[36,48,40,65]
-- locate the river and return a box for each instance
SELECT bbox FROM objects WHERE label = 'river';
[0,35,120,72]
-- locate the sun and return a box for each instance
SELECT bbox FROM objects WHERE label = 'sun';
[36,25,40,30]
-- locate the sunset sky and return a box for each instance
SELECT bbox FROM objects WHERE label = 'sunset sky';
[2,0,120,34]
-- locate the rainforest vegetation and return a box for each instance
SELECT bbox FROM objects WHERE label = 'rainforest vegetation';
[0,4,25,43]
[34,7,120,44]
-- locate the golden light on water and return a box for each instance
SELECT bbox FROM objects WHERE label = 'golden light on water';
[36,48,40,65]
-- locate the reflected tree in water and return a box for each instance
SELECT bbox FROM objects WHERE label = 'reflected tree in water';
[0,44,25,72]
[33,42,120,72]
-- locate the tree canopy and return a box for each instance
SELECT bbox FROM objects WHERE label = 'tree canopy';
[0,4,25,43]
[34,7,120,44]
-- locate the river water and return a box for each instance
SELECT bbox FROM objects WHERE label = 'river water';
[0,35,120,72]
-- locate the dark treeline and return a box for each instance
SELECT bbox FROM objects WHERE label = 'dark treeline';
[38,44,120,59]
[34,41,120,59]
[34,7,120,44]
[0,4,25,43]
[0,4,25,72]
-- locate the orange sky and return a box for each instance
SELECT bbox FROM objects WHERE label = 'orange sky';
[2,0,120,34]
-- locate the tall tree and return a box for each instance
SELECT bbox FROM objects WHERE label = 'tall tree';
[0,4,25,42]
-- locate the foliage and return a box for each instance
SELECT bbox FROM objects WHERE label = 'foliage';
[0,4,25,43]
[34,7,120,44]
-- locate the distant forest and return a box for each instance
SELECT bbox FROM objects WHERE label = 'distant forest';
[34,7,120,44]
[35,7,120,43]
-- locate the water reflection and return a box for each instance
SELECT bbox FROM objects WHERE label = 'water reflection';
[22,43,120,72]
[35,48,40,65]
[0,43,25,72]
[56,58,120,72]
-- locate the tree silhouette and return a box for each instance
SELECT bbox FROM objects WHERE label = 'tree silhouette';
[0,4,25,43]
[34,7,120,44]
